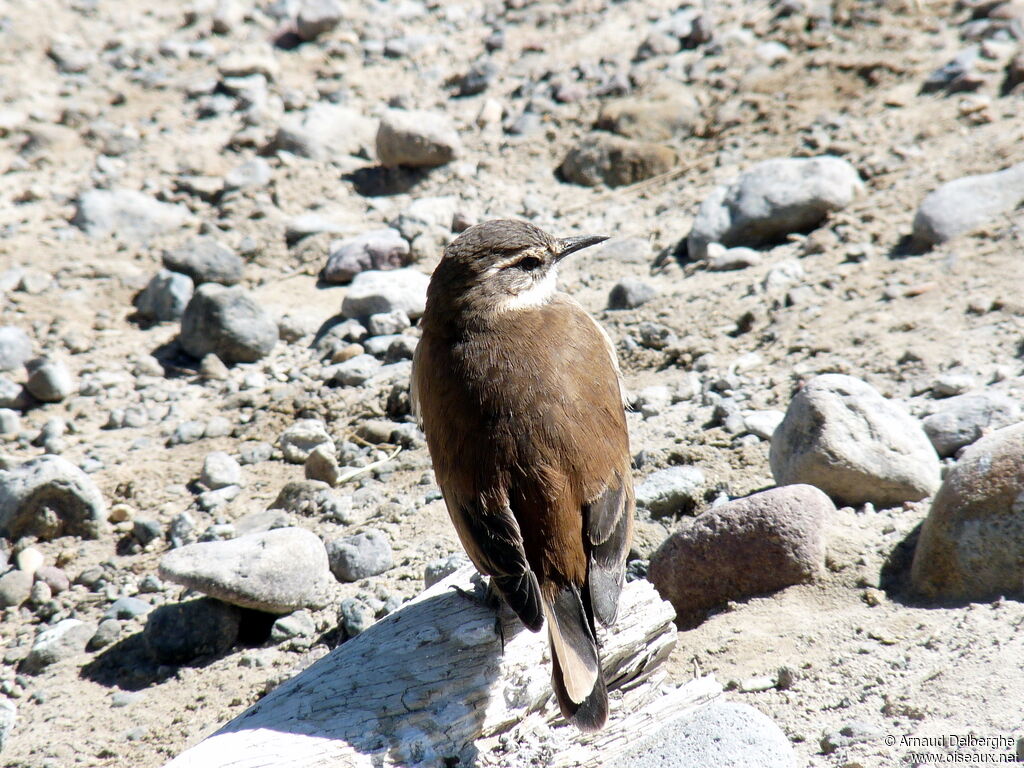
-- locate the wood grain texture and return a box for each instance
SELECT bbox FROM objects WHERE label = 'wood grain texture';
[163,566,702,768]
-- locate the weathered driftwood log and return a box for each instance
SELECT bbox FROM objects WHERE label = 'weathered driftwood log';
[165,566,716,768]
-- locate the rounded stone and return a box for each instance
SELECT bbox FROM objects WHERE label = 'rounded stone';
[279,419,335,464]
[158,527,333,614]
[911,422,1024,601]
[327,529,394,582]
[24,358,74,402]
[649,484,830,625]
[201,451,242,490]
[605,700,798,768]
[375,109,461,168]
[921,392,1020,458]
[608,278,659,310]
[179,283,277,364]
[770,374,941,508]
[0,569,33,608]
[635,466,706,518]
[687,156,863,261]
[22,618,96,673]
[0,326,32,372]
[322,229,410,285]
[0,455,109,540]
[163,238,244,286]
[341,267,430,320]
[134,269,195,322]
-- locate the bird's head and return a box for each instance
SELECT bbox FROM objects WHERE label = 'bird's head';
[425,219,607,322]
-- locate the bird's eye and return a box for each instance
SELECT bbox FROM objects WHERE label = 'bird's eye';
[516,256,542,271]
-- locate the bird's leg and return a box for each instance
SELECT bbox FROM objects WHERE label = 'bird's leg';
[450,571,492,604]
[451,575,508,650]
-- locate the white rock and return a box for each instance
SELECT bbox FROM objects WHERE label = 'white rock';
[15,546,44,577]
[201,451,243,490]
[770,374,941,507]
[912,162,1024,247]
[688,156,863,261]
[341,267,430,320]
[279,419,335,464]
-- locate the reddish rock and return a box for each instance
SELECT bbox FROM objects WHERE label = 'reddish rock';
[911,422,1024,601]
[649,484,830,625]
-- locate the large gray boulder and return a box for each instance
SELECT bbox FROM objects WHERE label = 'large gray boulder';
[158,527,333,614]
[770,374,941,507]
[687,156,862,260]
[911,422,1024,601]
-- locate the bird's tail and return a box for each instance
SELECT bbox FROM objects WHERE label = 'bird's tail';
[543,584,608,732]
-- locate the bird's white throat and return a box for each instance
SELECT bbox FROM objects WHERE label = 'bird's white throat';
[494,267,558,313]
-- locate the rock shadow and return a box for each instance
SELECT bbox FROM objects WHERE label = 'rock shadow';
[80,630,170,691]
[878,520,982,610]
[149,338,200,378]
[343,165,430,197]
[310,313,351,348]
[81,601,275,691]
[887,234,930,260]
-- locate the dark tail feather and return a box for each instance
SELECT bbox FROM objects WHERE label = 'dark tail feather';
[551,644,608,732]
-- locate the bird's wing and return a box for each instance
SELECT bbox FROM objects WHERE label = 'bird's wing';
[584,472,634,627]
[584,310,628,409]
[548,297,635,628]
[409,341,422,427]
[448,494,543,632]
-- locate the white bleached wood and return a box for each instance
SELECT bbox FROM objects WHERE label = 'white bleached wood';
[164,566,709,768]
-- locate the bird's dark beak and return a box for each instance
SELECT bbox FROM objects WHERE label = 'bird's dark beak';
[555,234,609,262]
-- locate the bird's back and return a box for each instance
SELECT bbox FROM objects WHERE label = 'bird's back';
[414,293,630,584]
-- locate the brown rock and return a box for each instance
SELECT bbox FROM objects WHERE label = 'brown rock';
[375,109,461,168]
[595,87,701,141]
[558,133,677,188]
[649,485,830,626]
[911,422,1024,601]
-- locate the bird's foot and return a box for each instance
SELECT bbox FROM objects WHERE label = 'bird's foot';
[450,577,507,650]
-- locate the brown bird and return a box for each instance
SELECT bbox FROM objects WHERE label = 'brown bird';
[411,219,634,732]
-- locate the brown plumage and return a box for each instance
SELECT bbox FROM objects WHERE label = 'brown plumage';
[411,219,634,731]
